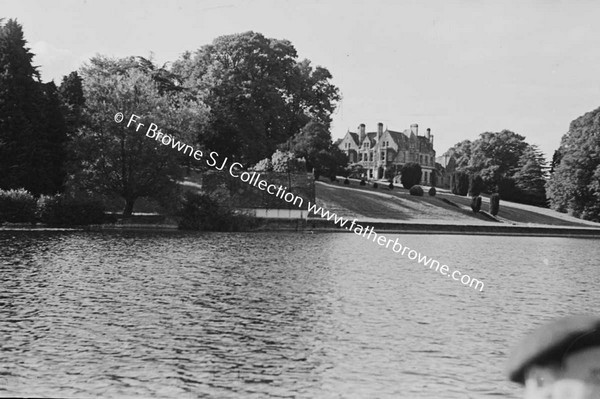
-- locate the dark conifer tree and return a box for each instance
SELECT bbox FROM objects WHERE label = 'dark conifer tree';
[0,19,67,194]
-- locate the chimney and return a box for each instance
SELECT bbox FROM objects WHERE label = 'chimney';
[431,134,434,146]
[377,122,383,140]
[426,128,431,141]
[359,123,366,142]
[411,123,418,136]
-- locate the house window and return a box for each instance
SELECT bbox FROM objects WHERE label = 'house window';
[420,154,423,164]
[369,152,373,161]
[381,151,385,161]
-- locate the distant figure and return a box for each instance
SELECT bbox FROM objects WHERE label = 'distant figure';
[506,315,600,399]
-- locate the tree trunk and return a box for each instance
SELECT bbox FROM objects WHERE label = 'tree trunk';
[123,198,135,217]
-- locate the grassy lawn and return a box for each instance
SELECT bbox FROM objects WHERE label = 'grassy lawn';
[315,178,598,227]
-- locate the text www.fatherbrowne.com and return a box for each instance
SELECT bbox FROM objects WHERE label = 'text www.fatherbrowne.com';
[117,112,485,292]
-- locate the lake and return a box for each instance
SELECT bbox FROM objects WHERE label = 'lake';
[1,231,599,398]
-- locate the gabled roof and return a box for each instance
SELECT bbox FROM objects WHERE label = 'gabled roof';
[349,132,359,146]
[365,132,377,147]
[386,130,410,147]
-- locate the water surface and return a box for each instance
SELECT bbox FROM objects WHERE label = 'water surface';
[1,231,599,398]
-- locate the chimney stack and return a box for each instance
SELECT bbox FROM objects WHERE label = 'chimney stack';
[411,123,418,136]
[359,123,366,142]
[377,122,383,140]
[426,128,431,141]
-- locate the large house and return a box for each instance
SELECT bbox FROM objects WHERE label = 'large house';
[337,122,436,185]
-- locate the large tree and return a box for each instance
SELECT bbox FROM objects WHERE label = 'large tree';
[546,107,600,221]
[0,19,67,195]
[172,31,341,165]
[71,56,207,216]
[469,130,529,189]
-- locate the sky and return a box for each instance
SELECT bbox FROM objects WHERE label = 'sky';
[4,0,600,160]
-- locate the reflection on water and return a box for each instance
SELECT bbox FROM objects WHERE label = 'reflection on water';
[1,231,599,398]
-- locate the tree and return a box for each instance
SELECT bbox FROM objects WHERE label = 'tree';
[445,140,472,172]
[400,162,422,189]
[451,171,469,196]
[172,31,341,165]
[549,149,562,175]
[287,119,333,172]
[58,71,85,136]
[513,145,547,206]
[547,107,600,221]
[468,174,485,196]
[313,147,348,180]
[71,56,207,216]
[0,19,67,195]
[470,130,529,191]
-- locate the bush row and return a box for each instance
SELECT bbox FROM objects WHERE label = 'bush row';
[0,188,108,226]
[177,192,261,231]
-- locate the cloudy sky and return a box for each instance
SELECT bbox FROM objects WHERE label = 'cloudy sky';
[4,0,600,160]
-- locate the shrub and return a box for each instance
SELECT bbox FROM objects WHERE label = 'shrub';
[177,192,259,231]
[409,185,424,196]
[470,196,482,213]
[0,188,37,223]
[429,187,436,196]
[490,193,500,216]
[329,175,337,182]
[37,194,107,226]
[451,171,469,196]
[359,179,366,186]
[469,174,485,196]
[373,182,379,189]
[401,162,422,189]
[388,182,394,190]
[344,178,350,185]
[430,171,438,188]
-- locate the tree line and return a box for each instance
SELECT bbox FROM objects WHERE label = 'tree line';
[0,20,345,217]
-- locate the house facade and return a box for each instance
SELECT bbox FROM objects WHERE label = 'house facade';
[338,122,437,185]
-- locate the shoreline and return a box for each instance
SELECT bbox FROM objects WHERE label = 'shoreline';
[2,219,600,238]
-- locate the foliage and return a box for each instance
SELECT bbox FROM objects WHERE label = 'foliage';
[344,178,350,185]
[72,56,207,216]
[400,162,422,189]
[490,193,500,216]
[347,164,365,179]
[0,188,37,223]
[251,150,306,173]
[250,157,273,172]
[37,194,107,226]
[177,191,259,231]
[446,131,547,206]
[287,119,334,173]
[409,185,424,196]
[58,71,85,136]
[388,182,394,190]
[470,196,482,213]
[513,145,547,206]
[468,174,485,196]
[271,150,306,173]
[429,187,436,196]
[359,179,366,186]
[373,182,378,189]
[172,31,341,165]
[0,19,67,195]
[445,140,472,172]
[313,147,348,180]
[547,106,600,221]
[451,171,469,196]
[430,170,438,188]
